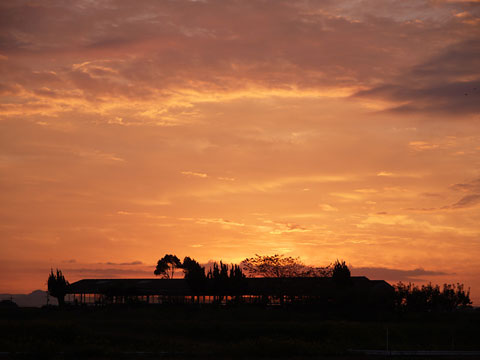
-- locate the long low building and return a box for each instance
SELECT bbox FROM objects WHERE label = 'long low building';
[66,277,394,307]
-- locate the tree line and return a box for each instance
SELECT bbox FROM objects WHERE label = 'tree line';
[394,282,472,312]
[47,254,472,311]
[154,253,349,279]
[152,253,471,310]
[154,254,246,296]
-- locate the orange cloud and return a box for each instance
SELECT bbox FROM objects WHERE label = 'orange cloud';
[0,0,479,303]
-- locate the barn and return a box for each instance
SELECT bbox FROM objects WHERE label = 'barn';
[66,276,394,308]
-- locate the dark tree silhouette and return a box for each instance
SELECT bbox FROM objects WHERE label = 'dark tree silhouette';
[394,282,472,312]
[182,257,206,292]
[241,254,331,278]
[208,262,245,286]
[207,262,245,281]
[229,264,245,281]
[154,260,169,278]
[47,268,69,307]
[206,261,246,303]
[332,259,351,285]
[154,254,182,278]
[208,261,228,282]
[227,263,246,300]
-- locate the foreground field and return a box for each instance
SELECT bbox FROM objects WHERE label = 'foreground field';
[1,306,479,359]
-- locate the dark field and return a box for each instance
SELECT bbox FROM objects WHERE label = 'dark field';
[1,306,479,359]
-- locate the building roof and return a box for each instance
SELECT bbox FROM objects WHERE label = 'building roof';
[68,279,193,296]
[67,277,393,296]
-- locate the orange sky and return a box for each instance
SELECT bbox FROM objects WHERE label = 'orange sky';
[1,0,479,303]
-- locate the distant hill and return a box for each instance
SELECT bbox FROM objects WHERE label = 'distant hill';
[0,290,58,307]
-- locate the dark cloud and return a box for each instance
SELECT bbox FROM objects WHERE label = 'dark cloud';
[450,178,480,192]
[412,39,480,81]
[449,194,480,209]
[360,81,480,115]
[445,178,480,209]
[409,178,480,211]
[65,268,151,277]
[351,267,450,282]
[421,192,442,198]
[355,40,480,115]
[103,261,144,266]
[2,0,479,105]
[285,223,306,231]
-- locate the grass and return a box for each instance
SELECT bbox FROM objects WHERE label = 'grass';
[1,305,479,359]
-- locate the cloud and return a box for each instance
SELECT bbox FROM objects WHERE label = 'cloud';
[355,39,480,116]
[1,0,480,301]
[408,178,480,211]
[409,141,439,151]
[319,204,338,212]
[351,267,450,282]
[102,261,144,266]
[377,171,394,177]
[445,178,480,209]
[450,178,480,192]
[268,221,310,235]
[181,171,208,178]
[360,214,416,226]
[2,0,479,122]
[64,268,152,277]
[194,218,245,227]
[449,194,480,209]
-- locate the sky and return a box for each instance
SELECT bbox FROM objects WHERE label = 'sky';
[0,0,479,303]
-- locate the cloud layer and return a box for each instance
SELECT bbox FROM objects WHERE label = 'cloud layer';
[0,0,479,303]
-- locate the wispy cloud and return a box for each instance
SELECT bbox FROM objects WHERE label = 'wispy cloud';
[181,171,208,178]
[319,204,338,212]
[450,178,480,192]
[102,261,144,266]
[448,194,480,209]
[411,178,480,211]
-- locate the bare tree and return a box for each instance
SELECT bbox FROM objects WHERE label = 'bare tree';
[241,254,331,278]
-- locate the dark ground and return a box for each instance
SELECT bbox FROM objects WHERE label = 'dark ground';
[0,305,479,359]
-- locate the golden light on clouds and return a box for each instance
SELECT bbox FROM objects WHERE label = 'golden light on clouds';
[0,0,479,303]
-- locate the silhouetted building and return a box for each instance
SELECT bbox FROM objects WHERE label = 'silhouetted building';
[66,276,394,309]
